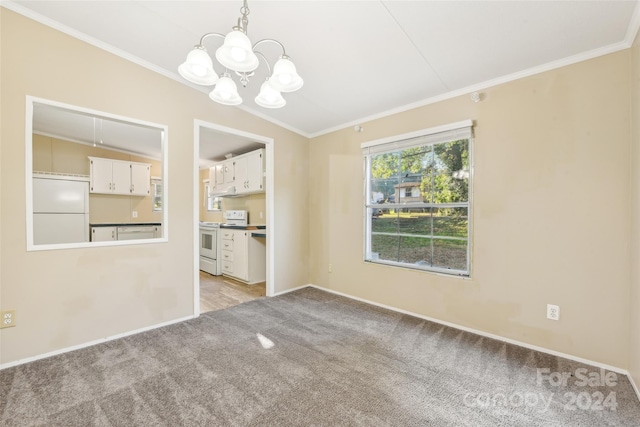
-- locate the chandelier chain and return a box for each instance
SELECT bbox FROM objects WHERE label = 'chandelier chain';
[240,0,250,33]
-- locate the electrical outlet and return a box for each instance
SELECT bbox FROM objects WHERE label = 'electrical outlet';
[259,211,263,219]
[328,264,333,273]
[1,310,16,329]
[547,304,560,321]
[132,211,138,218]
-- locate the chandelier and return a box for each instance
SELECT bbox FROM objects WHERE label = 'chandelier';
[178,0,303,109]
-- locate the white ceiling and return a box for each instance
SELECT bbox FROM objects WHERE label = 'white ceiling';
[33,102,164,159]
[7,0,640,139]
[32,102,265,167]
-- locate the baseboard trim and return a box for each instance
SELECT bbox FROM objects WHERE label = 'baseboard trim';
[271,284,312,297]
[630,373,640,403]
[307,284,630,376]
[0,315,195,370]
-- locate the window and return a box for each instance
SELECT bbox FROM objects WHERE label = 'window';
[152,178,162,212]
[362,121,472,276]
[203,181,222,211]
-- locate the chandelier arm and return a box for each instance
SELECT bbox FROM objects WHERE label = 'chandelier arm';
[198,32,226,47]
[253,50,272,75]
[252,39,287,57]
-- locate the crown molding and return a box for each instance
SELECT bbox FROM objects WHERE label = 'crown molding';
[308,38,633,139]
[4,0,638,141]
[0,0,311,139]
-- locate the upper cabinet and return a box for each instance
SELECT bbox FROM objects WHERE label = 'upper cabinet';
[209,148,264,197]
[89,156,150,196]
[235,149,264,194]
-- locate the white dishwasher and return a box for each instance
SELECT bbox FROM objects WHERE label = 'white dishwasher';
[117,226,158,240]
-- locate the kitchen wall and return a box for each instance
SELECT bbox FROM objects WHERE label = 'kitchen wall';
[309,50,632,369]
[0,8,309,365]
[223,195,266,225]
[33,134,162,224]
[631,31,640,393]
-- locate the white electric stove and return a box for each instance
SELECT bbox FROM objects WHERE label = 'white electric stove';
[199,221,221,275]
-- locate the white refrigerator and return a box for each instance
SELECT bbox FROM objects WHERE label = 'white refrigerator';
[33,176,90,245]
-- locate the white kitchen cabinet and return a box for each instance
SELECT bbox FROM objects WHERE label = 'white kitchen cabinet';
[209,161,235,195]
[130,163,151,196]
[209,163,224,193]
[208,149,264,197]
[223,160,235,184]
[91,224,160,241]
[117,225,158,240]
[91,226,117,241]
[89,157,150,196]
[89,157,113,193]
[220,228,265,284]
[234,149,264,195]
[111,161,131,195]
[215,163,224,186]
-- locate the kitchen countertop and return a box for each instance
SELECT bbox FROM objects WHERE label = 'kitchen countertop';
[90,223,161,227]
[219,224,266,230]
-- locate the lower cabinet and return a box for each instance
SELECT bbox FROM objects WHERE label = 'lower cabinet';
[91,225,161,242]
[220,229,266,284]
[91,226,117,241]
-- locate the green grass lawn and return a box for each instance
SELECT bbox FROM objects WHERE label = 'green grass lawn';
[371,212,468,270]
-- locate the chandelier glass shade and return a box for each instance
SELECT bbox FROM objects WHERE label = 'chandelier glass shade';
[209,73,242,106]
[178,47,218,86]
[255,78,286,108]
[178,0,303,109]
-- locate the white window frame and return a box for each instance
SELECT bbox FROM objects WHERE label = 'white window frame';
[362,120,473,277]
[152,177,163,212]
[203,179,222,211]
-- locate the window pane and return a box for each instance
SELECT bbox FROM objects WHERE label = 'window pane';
[371,234,400,263]
[422,173,468,203]
[397,209,430,236]
[371,211,398,234]
[397,182,423,204]
[371,178,396,204]
[398,235,432,265]
[432,140,469,175]
[399,146,429,204]
[432,207,468,239]
[370,152,399,204]
[432,238,467,271]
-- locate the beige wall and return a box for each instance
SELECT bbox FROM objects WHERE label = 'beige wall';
[0,9,309,365]
[630,32,640,391]
[33,134,162,224]
[309,51,632,368]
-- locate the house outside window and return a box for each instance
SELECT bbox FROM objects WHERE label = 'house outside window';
[362,121,473,276]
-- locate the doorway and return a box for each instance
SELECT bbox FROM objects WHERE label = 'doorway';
[193,120,274,316]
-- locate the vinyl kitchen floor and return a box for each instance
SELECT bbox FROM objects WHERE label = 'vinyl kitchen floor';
[199,271,266,313]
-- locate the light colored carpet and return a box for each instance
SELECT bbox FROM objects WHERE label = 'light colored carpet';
[1,287,639,426]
